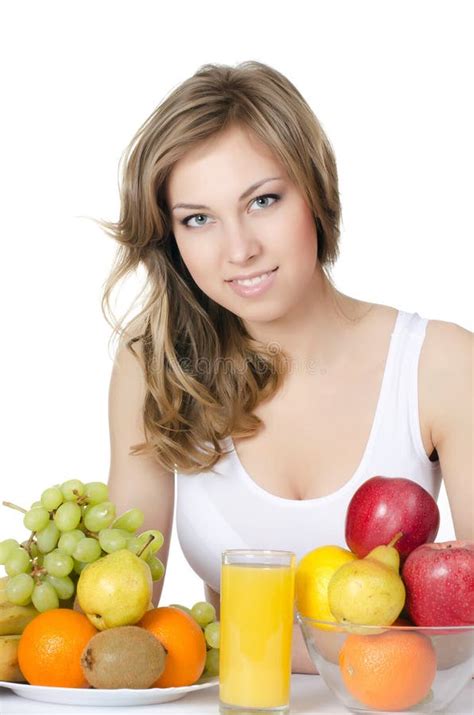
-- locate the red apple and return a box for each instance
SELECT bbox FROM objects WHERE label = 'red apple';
[345,476,440,560]
[402,540,474,627]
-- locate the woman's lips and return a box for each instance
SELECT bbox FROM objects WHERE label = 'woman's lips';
[227,267,278,298]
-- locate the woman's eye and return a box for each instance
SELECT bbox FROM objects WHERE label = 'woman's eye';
[251,193,280,210]
[180,193,280,229]
[181,213,209,228]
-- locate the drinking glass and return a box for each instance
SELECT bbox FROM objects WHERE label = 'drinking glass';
[219,549,296,714]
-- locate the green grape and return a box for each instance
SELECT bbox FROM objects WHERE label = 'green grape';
[191,601,216,627]
[145,554,165,581]
[112,508,144,532]
[43,549,74,577]
[115,528,134,539]
[54,501,82,531]
[135,530,164,559]
[126,536,141,555]
[36,521,60,553]
[204,621,220,649]
[98,529,128,554]
[170,603,194,617]
[32,581,59,612]
[84,481,109,505]
[5,547,32,576]
[83,501,116,532]
[73,559,89,575]
[0,539,19,564]
[73,537,102,563]
[81,504,92,522]
[204,647,219,676]
[61,479,85,501]
[30,500,42,509]
[6,573,35,606]
[57,529,85,555]
[23,507,50,532]
[45,574,75,600]
[40,486,64,511]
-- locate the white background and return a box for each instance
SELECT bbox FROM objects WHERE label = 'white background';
[0,1,471,606]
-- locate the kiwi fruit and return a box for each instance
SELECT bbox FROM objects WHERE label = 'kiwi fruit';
[81,625,167,689]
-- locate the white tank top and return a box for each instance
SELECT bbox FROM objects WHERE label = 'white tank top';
[175,309,442,593]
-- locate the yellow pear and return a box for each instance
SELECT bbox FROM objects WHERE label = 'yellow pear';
[328,532,405,626]
[77,549,152,630]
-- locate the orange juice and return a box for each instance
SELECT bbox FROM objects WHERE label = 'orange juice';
[219,555,295,709]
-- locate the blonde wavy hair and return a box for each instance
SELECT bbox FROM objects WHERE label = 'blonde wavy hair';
[98,60,342,475]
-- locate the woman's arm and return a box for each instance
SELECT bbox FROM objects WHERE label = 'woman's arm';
[424,322,473,540]
[106,336,175,607]
[291,620,319,674]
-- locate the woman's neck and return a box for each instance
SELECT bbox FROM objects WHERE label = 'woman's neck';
[243,264,375,375]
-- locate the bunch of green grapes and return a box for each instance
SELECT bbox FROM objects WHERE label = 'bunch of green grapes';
[171,601,220,677]
[0,479,164,613]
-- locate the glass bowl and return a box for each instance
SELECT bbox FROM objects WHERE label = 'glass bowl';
[296,613,473,713]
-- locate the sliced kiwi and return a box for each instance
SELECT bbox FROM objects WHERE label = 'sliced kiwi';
[81,625,166,689]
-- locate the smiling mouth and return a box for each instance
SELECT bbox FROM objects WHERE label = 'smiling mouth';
[226,267,278,284]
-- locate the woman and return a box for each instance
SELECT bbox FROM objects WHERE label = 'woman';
[101,61,472,673]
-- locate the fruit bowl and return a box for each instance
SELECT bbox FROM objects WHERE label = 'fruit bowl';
[296,613,474,713]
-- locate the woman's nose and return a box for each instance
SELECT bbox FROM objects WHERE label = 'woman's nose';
[224,220,262,265]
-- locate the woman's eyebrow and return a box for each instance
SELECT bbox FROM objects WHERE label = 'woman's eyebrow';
[171,176,283,212]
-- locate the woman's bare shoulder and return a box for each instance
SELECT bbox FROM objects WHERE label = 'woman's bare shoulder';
[421,317,472,446]
[423,318,472,371]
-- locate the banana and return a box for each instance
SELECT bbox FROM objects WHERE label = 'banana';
[0,576,8,605]
[0,577,34,682]
[0,634,26,682]
[0,602,39,636]
[0,576,40,635]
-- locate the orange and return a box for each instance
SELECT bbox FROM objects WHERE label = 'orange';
[18,608,98,687]
[339,630,437,711]
[139,606,207,687]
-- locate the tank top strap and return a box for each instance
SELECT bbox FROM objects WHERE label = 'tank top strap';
[405,312,438,464]
[374,310,438,467]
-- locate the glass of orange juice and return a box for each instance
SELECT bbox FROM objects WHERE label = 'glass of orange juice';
[219,549,296,714]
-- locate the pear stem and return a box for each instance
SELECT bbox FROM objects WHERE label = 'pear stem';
[2,501,27,514]
[388,531,404,548]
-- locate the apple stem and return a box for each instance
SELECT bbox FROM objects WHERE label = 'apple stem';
[2,500,27,514]
[388,531,404,548]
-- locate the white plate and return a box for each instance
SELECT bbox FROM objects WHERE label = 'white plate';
[0,676,219,706]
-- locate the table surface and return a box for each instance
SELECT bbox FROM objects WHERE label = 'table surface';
[0,676,472,714]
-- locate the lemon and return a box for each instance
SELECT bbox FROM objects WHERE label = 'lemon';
[295,545,357,625]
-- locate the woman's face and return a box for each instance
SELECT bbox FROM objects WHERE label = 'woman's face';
[167,123,319,324]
